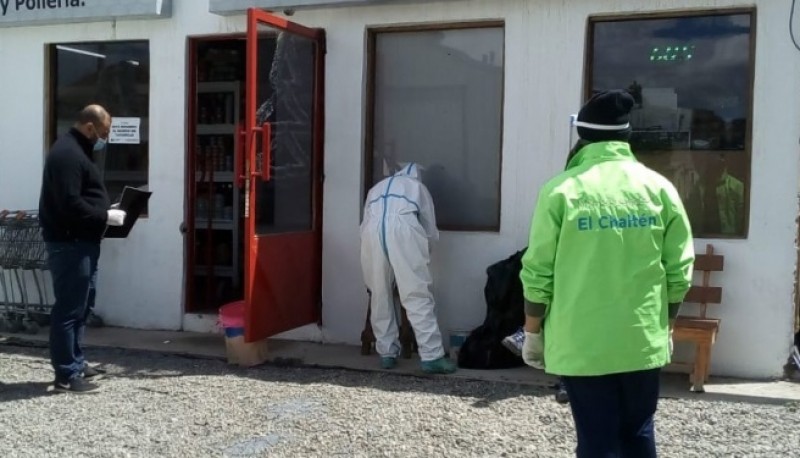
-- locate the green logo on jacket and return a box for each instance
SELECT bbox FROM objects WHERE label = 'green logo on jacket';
[577,214,657,231]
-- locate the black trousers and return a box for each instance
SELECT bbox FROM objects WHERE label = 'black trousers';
[46,241,100,382]
[561,368,660,458]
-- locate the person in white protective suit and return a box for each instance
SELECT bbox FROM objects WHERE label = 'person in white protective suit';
[360,163,457,374]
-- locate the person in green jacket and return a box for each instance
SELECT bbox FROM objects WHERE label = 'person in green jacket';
[683,154,746,236]
[519,90,695,458]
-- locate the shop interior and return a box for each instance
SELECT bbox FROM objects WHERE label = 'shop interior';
[186,35,276,313]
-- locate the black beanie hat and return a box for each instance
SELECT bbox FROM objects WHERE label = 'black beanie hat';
[576,90,635,143]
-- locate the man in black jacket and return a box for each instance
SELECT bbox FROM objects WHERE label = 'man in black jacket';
[39,105,126,393]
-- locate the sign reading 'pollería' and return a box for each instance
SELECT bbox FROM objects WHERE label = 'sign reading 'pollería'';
[0,0,172,27]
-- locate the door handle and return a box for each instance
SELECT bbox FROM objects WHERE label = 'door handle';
[259,122,272,182]
[247,122,271,181]
[235,124,245,188]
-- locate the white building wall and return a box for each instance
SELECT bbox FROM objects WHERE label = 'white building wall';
[0,0,797,378]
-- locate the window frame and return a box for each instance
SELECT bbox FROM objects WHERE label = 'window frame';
[364,21,506,233]
[584,7,757,239]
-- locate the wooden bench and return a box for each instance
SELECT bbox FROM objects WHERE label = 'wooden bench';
[360,288,418,358]
[671,244,724,393]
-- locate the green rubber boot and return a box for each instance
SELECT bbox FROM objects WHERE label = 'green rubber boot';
[420,357,457,374]
[380,357,397,370]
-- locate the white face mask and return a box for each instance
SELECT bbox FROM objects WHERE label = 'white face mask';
[91,122,108,151]
[569,114,578,151]
[93,137,107,152]
[569,113,631,146]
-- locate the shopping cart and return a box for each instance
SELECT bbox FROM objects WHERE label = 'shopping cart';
[0,210,51,334]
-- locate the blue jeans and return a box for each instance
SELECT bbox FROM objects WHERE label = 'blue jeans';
[561,368,660,458]
[46,241,100,382]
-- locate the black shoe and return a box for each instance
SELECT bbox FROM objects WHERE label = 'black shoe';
[555,387,570,404]
[54,377,100,394]
[81,365,106,381]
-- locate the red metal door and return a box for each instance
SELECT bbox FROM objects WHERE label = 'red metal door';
[242,9,325,342]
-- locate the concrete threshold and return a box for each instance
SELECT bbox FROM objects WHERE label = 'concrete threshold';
[2,327,799,405]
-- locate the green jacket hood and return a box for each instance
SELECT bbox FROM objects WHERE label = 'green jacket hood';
[566,141,637,171]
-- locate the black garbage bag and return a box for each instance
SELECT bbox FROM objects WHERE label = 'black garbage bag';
[458,249,527,369]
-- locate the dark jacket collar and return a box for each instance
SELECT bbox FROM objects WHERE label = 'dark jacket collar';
[68,127,94,157]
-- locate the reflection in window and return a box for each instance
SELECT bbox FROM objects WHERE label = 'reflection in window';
[368,26,505,231]
[588,12,753,238]
[51,41,150,211]
[255,33,315,235]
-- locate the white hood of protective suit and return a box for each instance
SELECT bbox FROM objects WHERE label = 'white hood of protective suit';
[395,162,421,180]
[361,162,439,241]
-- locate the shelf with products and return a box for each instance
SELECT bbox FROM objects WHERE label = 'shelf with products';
[194,265,235,278]
[102,170,148,182]
[195,219,235,231]
[187,40,249,313]
[196,172,235,183]
[193,229,235,275]
[195,183,237,222]
[197,46,242,84]
[194,135,236,178]
[197,124,236,135]
[197,83,239,125]
[192,273,238,310]
[191,80,243,311]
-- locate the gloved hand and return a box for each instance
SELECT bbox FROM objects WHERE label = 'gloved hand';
[522,331,545,370]
[107,209,127,226]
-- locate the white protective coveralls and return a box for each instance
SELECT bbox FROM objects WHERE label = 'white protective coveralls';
[360,163,445,362]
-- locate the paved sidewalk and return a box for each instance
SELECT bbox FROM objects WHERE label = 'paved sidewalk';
[2,327,799,404]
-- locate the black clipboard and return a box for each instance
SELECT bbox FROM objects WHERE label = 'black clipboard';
[103,186,153,239]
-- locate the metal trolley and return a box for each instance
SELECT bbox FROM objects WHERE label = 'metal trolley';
[0,210,51,334]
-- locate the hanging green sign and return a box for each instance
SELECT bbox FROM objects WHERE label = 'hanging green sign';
[649,45,695,62]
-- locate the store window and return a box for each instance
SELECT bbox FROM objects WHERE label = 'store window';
[587,11,754,238]
[50,41,150,211]
[366,24,505,231]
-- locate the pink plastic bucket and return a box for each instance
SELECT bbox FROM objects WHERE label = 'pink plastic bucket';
[219,300,245,329]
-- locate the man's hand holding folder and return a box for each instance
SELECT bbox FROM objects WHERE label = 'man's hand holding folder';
[103,186,152,238]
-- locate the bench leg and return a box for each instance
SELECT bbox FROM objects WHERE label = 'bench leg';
[395,288,418,359]
[360,293,375,356]
[362,288,419,359]
[704,346,714,383]
[692,341,711,393]
[400,307,414,359]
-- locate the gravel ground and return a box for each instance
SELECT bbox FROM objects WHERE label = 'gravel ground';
[0,343,798,458]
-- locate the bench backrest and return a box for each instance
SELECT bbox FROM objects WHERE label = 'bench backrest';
[683,244,724,319]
